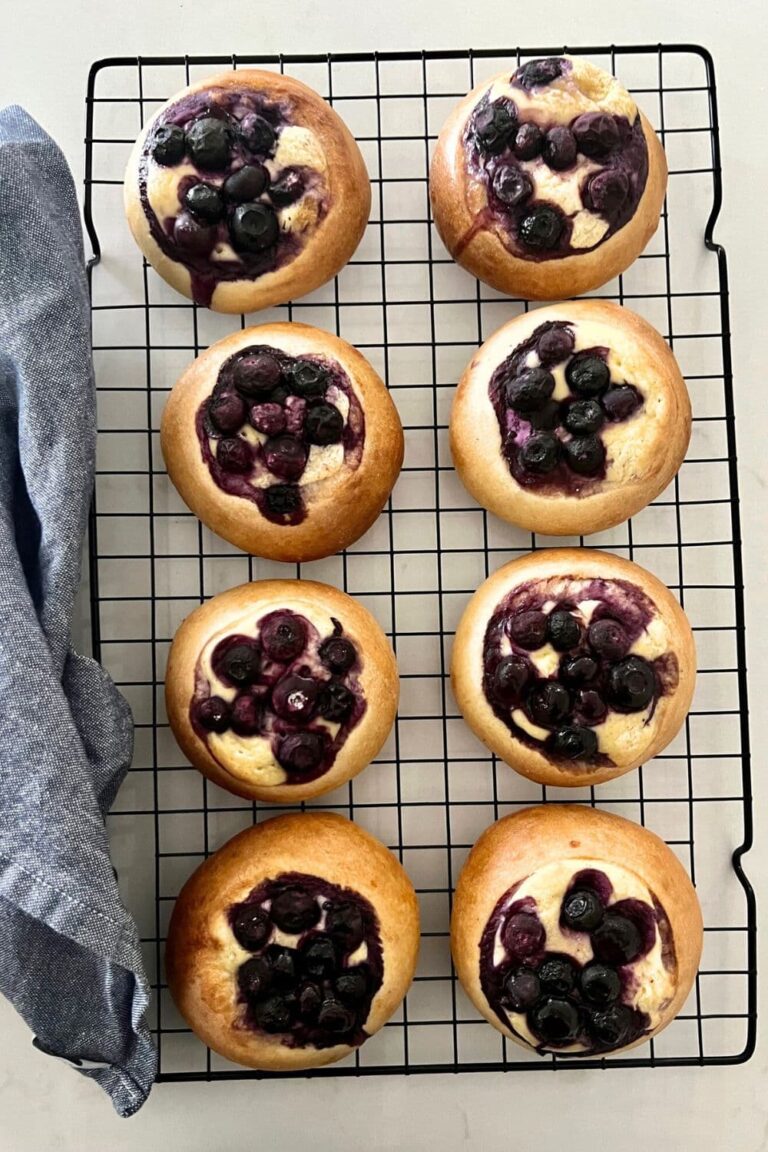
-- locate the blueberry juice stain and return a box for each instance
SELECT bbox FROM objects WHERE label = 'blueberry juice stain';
[229,872,384,1048]
[196,343,365,525]
[482,576,679,767]
[138,88,328,306]
[191,610,366,785]
[478,868,676,1054]
[488,319,644,495]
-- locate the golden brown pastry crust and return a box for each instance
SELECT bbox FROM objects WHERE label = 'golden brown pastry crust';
[429,64,667,300]
[124,70,370,313]
[450,301,691,536]
[451,548,696,787]
[166,579,398,802]
[160,322,404,562]
[451,804,703,1056]
[166,813,420,1070]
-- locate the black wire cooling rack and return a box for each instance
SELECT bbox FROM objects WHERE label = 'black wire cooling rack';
[83,45,756,1081]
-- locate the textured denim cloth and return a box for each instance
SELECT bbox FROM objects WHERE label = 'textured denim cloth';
[0,106,156,1116]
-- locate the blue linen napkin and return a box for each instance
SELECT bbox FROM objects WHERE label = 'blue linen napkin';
[0,106,156,1116]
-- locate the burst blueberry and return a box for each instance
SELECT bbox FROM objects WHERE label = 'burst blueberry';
[572,112,621,157]
[560,655,598,685]
[505,367,555,413]
[298,935,338,980]
[263,434,308,481]
[271,886,321,934]
[220,641,260,685]
[519,432,561,474]
[187,116,232,170]
[230,694,262,736]
[580,962,621,1006]
[491,655,531,704]
[561,888,604,932]
[334,966,370,1004]
[319,636,357,673]
[564,399,604,436]
[305,402,344,445]
[289,359,329,397]
[253,993,294,1033]
[492,165,533,207]
[592,914,643,965]
[547,610,582,652]
[271,673,319,721]
[515,58,565,90]
[566,355,610,397]
[318,683,356,723]
[548,724,599,759]
[508,610,548,650]
[588,618,629,660]
[473,100,517,153]
[233,905,271,951]
[263,944,299,986]
[503,911,546,962]
[563,434,606,476]
[318,997,356,1033]
[265,484,302,518]
[543,126,577,170]
[519,205,563,250]
[239,112,276,156]
[269,168,305,206]
[324,901,365,950]
[503,966,541,1011]
[513,122,544,160]
[250,402,286,436]
[588,1004,635,1048]
[526,681,571,727]
[574,689,607,725]
[234,351,283,395]
[260,612,306,662]
[607,656,656,711]
[231,202,279,253]
[588,170,630,214]
[528,998,581,1045]
[151,123,186,166]
[195,695,231,733]
[184,182,224,224]
[277,731,325,774]
[238,956,272,999]
[538,955,578,995]
[173,214,215,255]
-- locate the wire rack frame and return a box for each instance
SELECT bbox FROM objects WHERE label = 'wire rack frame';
[83,44,756,1082]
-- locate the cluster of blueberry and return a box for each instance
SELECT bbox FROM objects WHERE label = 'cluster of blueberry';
[149,107,305,260]
[193,610,361,780]
[484,599,659,761]
[489,320,643,487]
[483,872,656,1052]
[199,344,360,524]
[230,876,382,1044]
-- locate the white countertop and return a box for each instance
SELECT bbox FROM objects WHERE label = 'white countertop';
[0,2,766,1149]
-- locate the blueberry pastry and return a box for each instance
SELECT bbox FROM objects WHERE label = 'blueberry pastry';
[166,813,420,1070]
[452,805,702,1058]
[430,57,667,299]
[451,301,690,536]
[161,322,403,561]
[124,70,370,312]
[452,548,695,787]
[166,579,398,802]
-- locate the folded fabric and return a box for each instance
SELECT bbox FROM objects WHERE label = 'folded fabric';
[0,105,156,1116]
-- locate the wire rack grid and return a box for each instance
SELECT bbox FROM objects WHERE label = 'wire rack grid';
[83,44,755,1082]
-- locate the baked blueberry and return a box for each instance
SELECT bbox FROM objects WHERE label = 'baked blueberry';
[547,610,582,652]
[269,168,305,207]
[503,966,541,1011]
[518,205,563,250]
[492,165,533,207]
[319,636,357,673]
[195,695,231,733]
[574,689,608,725]
[298,934,338,978]
[231,202,279,253]
[508,610,548,650]
[283,396,306,436]
[249,402,286,436]
[561,888,604,932]
[271,886,321,934]
[265,484,302,518]
[526,681,571,727]
[588,170,630,214]
[263,434,308,481]
[505,367,556,413]
[239,112,276,156]
[253,993,294,1033]
[473,100,517,153]
[324,901,365,951]
[277,731,325,774]
[260,612,307,663]
[588,1004,635,1048]
[592,914,643,965]
[318,997,356,1034]
[563,434,606,476]
[271,673,319,721]
[560,655,598,685]
[548,724,599,759]
[263,943,299,986]
[564,399,604,436]
[528,997,581,1045]
[580,962,621,1007]
[305,402,344,445]
[223,163,269,202]
[220,641,260,686]
[173,214,215,255]
[519,432,561,474]
[572,112,621,157]
[491,654,531,704]
[513,122,544,160]
[234,351,283,395]
[334,966,370,1004]
[515,58,564,90]
[538,955,578,996]
[602,385,642,422]
[607,656,656,711]
[289,359,329,397]
[230,694,262,736]
[537,326,575,366]
[216,436,252,473]
[566,355,610,397]
[503,911,546,962]
[187,117,232,170]
[238,956,272,999]
[209,391,246,433]
[588,618,630,660]
[184,182,224,224]
[528,400,561,431]
[298,982,323,1020]
[233,905,272,951]
[151,123,186,166]
[543,126,577,170]
[317,683,356,723]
